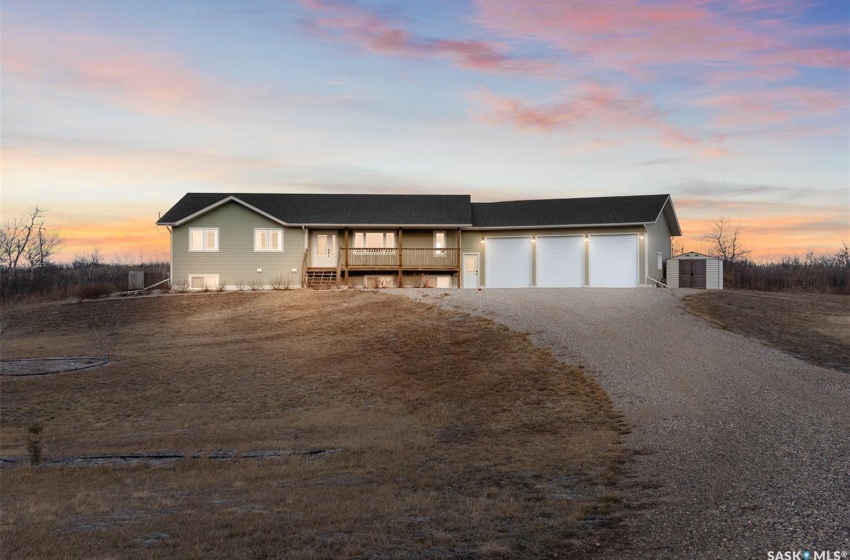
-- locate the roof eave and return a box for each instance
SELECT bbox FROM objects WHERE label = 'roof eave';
[466,222,649,230]
[167,196,291,227]
[654,195,682,236]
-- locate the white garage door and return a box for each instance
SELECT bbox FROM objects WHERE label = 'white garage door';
[486,237,531,288]
[589,234,639,287]
[536,236,584,287]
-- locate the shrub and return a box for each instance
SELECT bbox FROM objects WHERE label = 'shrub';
[77,283,114,300]
[270,274,294,290]
[27,423,43,466]
[171,280,189,293]
[724,257,850,294]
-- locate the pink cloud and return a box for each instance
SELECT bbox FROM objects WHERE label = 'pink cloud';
[472,83,711,150]
[472,0,848,78]
[299,0,553,75]
[696,87,848,128]
[1,26,206,114]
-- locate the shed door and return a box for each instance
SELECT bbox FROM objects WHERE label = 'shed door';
[588,235,639,287]
[536,236,584,287]
[485,237,531,288]
[678,260,706,289]
[679,260,693,288]
[693,260,706,289]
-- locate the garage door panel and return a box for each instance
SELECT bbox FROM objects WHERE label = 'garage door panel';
[537,236,584,287]
[589,235,638,288]
[486,237,531,288]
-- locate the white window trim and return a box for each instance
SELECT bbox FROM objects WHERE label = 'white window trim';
[188,274,219,290]
[434,230,446,256]
[188,228,219,252]
[254,228,284,252]
[657,252,663,270]
[353,231,397,253]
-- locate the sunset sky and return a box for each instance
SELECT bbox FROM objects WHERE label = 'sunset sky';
[2,0,848,262]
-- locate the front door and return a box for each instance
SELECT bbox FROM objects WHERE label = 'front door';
[312,230,337,267]
[462,253,479,288]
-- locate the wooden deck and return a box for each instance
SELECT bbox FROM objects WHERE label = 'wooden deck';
[341,247,460,270]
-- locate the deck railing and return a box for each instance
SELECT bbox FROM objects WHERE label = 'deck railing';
[340,247,459,269]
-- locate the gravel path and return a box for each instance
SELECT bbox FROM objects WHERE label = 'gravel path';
[391,288,850,558]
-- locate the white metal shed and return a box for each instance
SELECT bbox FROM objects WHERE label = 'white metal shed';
[666,252,723,289]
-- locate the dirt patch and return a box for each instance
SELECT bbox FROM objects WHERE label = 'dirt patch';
[684,290,850,372]
[0,357,108,376]
[0,291,625,559]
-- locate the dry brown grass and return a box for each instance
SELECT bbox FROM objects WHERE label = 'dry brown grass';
[1,291,625,559]
[684,290,850,372]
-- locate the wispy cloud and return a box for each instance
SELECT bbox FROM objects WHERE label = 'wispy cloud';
[472,0,848,79]
[471,83,726,154]
[695,87,849,130]
[676,180,827,200]
[635,158,688,166]
[298,0,554,75]
[1,25,207,114]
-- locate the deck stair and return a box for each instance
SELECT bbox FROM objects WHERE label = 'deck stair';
[305,268,338,289]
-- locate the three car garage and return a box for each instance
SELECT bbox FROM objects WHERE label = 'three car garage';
[482,233,640,288]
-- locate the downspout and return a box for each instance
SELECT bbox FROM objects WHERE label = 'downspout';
[167,223,173,289]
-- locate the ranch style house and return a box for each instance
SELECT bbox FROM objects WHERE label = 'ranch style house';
[156,193,682,289]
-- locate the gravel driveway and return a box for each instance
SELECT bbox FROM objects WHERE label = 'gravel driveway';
[393,288,850,558]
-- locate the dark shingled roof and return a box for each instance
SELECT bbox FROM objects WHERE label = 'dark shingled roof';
[471,194,671,228]
[158,193,473,226]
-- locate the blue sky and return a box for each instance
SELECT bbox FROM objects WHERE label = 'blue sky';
[2,0,848,260]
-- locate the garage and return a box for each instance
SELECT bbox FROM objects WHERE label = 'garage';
[588,234,639,287]
[485,237,531,288]
[536,235,584,287]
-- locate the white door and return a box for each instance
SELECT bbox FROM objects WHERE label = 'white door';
[462,253,479,289]
[536,236,584,287]
[312,230,337,267]
[588,234,639,287]
[486,237,532,288]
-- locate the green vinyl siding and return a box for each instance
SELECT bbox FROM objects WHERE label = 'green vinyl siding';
[646,216,672,283]
[172,202,305,288]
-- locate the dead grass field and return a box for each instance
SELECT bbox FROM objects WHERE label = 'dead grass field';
[684,290,850,372]
[0,291,625,559]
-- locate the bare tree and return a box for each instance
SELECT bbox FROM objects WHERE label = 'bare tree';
[703,217,751,263]
[0,207,61,274]
[671,239,685,257]
[24,223,61,269]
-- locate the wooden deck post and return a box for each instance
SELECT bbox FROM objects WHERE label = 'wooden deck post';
[344,228,349,284]
[398,228,403,287]
[457,227,462,288]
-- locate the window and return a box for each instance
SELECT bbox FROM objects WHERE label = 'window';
[189,228,218,252]
[434,231,446,256]
[188,274,219,290]
[255,228,283,252]
[658,252,663,270]
[353,231,396,251]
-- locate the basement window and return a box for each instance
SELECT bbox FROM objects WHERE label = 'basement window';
[188,274,219,290]
[189,228,219,252]
[254,229,283,252]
